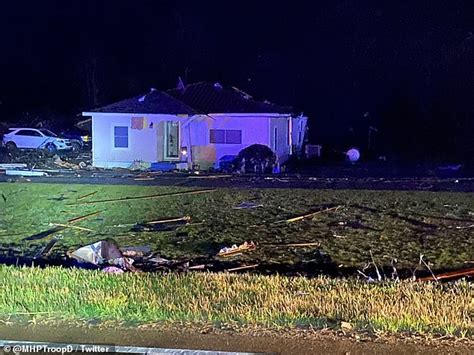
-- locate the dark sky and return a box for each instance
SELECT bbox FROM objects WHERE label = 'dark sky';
[0,1,473,159]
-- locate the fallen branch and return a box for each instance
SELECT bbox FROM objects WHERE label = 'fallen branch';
[417,267,474,282]
[280,205,342,223]
[67,189,216,205]
[226,264,259,272]
[77,191,98,201]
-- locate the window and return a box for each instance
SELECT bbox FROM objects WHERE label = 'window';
[39,129,57,137]
[114,126,128,148]
[16,129,42,137]
[210,129,242,144]
[210,129,225,143]
[225,130,242,144]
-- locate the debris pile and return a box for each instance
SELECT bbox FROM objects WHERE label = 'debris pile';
[217,241,256,258]
[0,150,94,176]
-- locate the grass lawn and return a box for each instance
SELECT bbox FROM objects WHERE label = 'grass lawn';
[0,182,473,272]
[0,266,472,337]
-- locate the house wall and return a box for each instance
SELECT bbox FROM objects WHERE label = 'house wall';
[269,116,292,163]
[92,113,185,168]
[90,112,297,170]
[291,116,308,155]
[187,115,272,169]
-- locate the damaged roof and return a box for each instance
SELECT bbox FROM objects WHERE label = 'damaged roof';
[167,82,294,114]
[90,89,197,115]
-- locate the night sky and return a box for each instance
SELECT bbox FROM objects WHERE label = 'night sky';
[0,1,473,160]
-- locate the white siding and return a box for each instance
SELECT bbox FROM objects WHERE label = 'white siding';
[269,116,292,163]
[188,115,271,168]
[92,113,181,168]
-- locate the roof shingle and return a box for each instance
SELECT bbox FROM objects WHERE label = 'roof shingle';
[167,82,293,114]
[91,89,197,115]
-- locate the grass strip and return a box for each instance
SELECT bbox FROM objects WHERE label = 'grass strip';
[0,265,471,337]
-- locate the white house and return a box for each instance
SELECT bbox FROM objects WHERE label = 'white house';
[82,82,308,170]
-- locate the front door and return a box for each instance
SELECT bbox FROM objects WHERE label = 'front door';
[164,121,179,160]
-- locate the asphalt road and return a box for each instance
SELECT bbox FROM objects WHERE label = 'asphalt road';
[1,325,471,355]
[1,172,473,192]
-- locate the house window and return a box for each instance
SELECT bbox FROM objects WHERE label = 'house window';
[114,126,129,148]
[210,129,242,144]
[225,130,242,144]
[210,129,225,143]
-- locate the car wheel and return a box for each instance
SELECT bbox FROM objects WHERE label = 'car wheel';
[71,141,81,152]
[45,143,57,153]
[5,141,17,151]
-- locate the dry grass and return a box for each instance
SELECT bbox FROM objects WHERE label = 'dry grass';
[0,265,472,337]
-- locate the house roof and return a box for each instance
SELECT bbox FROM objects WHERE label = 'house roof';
[167,82,294,114]
[90,89,197,115]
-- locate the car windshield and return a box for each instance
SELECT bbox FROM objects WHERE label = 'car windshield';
[39,129,58,137]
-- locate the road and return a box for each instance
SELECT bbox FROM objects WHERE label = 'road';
[0,325,472,355]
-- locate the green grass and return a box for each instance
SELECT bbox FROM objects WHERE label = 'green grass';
[0,265,472,337]
[1,182,473,271]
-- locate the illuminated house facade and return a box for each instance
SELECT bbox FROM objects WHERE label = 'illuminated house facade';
[83,82,307,170]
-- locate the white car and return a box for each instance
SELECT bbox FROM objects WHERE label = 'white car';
[3,128,73,152]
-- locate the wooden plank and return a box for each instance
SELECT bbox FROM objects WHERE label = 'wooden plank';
[227,264,259,272]
[281,205,342,223]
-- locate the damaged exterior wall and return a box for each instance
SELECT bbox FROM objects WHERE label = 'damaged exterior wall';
[189,114,271,169]
[86,112,307,170]
[90,113,187,169]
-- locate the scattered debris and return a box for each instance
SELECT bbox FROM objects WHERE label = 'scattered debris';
[68,189,216,206]
[280,242,320,247]
[120,246,152,258]
[226,264,259,272]
[22,211,101,241]
[102,266,125,274]
[67,210,102,224]
[131,216,191,232]
[0,163,28,169]
[50,223,95,232]
[23,225,65,241]
[148,256,170,265]
[147,216,191,225]
[417,267,474,282]
[69,239,137,271]
[34,236,61,259]
[280,205,342,223]
[233,201,263,209]
[134,177,155,181]
[5,170,47,177]
[217,241,256,257]
[77,191,98,201]
[188,264,206,270]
